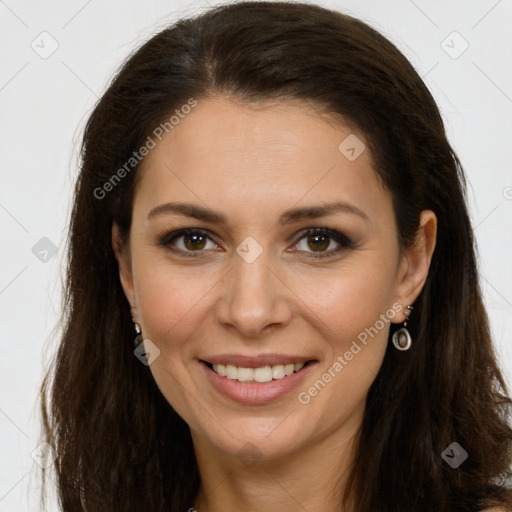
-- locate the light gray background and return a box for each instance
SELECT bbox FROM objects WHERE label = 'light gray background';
[1,0,511,510]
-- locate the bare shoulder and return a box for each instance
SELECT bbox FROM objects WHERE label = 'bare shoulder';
[480,507,509,512]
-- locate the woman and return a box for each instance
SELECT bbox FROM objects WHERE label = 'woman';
[40,2,512,511]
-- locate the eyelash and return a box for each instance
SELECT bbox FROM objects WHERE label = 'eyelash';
[158,227,353,259]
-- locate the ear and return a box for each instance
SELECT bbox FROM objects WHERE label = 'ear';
[111,222,136,310]
[393,210,437,321]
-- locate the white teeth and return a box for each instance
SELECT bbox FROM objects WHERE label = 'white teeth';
[284,363,295,376]
[211,361,308,382]
[253,366,273,383]
[272,365,285,379]
[237,367,253,382]
[225,364,237,380]
[215,363,226,377]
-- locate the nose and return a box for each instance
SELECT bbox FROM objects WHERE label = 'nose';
[215,243,293,338]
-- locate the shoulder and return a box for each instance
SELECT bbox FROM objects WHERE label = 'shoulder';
[480,507,509,512]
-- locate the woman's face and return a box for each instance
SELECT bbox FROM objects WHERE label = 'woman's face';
[113,96,434,464]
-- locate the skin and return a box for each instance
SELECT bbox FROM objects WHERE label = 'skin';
[112,95,437,511]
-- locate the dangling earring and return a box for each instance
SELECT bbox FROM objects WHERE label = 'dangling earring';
[133,322,144,349]
[131,305,143,349]
[392,305,413,351]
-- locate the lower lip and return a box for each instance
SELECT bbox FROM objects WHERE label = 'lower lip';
[200,361,317,405]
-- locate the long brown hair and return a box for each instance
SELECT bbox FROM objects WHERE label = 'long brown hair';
[40,2,512,510]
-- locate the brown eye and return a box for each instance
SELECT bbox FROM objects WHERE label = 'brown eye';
[159,229,218,256]
[305,233,330,252]
[293,227,353,258]
[182,232,207,251]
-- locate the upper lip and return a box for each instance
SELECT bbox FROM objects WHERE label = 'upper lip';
[200,353,316,367]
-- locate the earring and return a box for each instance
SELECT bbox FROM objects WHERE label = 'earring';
[392,305,413,351]
[131,305,143,349]
[133,322,144,349]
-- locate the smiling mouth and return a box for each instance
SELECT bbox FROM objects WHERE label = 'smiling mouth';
[202,360,314,383]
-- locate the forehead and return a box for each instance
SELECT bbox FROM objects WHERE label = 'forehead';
[132,96,392,229]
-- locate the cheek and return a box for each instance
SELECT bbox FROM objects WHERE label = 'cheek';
[297,258,397,345]
[295,260,397,408]
[132,259,220,423]
[293,264,395,424]
[134,261,216,353]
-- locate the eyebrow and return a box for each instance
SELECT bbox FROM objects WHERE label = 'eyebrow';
[147,200,370,225]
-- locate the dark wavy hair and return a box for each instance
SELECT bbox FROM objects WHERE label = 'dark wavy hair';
[40,1,512,511]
